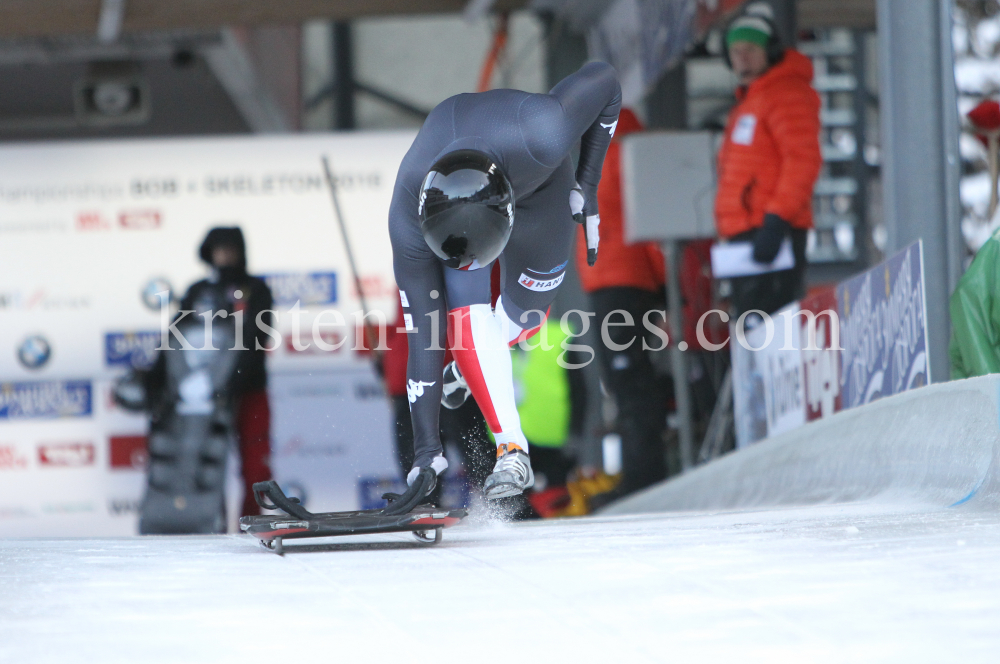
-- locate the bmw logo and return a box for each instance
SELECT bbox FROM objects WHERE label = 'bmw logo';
[142,277,173,311]
[17,335,51,370]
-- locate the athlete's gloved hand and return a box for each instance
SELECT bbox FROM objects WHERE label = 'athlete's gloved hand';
[752,213,791,264]
[571,183,600,266]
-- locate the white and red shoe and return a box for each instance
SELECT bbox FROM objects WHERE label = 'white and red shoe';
[484,443,534,499]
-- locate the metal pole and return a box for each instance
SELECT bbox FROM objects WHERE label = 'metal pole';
[876,0,963,383]
[764,0,797,49]
[332,21,355,130]
[321,155,380,359]
[664,240,694,471]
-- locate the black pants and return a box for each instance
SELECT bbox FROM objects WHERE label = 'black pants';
[729,228,809,318]
[590,287,670,494]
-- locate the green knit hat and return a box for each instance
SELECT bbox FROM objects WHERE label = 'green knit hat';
[727,15,773,49]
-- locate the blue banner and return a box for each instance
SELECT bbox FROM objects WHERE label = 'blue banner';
[263,272,338,306]
[837,242,929,409]
[0,380,93,419]
[105,331,160,369]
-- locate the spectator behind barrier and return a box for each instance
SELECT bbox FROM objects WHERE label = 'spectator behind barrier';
[573,108,673,509]
[149,226,275,518]
[716,2,821,317]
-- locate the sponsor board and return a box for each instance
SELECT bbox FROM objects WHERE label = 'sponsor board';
[358,476,406,510]
[731,302,806,448]
[105,331,160,369]
[358,473,470,511]
[264,272,337,306]
[838,242,929,409]
[0,135,407,534]
[109,435,148,470]
[38,442,96,467]
[0,444,28,470]
[732,241,929,446]
[0,380,93,419]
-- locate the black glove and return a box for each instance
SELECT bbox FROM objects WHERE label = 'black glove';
[752,213,791,264]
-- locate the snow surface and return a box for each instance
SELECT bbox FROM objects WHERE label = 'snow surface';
[2,502,1000,663]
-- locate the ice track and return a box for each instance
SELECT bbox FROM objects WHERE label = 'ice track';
[3,502,1000,663]
[6,376,1000,663]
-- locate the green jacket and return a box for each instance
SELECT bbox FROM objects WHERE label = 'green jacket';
[950,229,1000,379]
[511,322,572,448]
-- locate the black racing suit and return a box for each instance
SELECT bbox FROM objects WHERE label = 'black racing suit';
[389,62,621,469]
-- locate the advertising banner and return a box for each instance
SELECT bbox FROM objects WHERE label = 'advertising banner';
[0,132,414,536]
[732,302,807,449]
[731,241,929,447]
[837,241,930,409]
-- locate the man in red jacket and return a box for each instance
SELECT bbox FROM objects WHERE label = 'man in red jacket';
[574,108,671,506]
[716,2,821,316]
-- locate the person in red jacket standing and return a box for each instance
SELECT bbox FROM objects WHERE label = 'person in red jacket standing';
[716,2,821,316]
[574,108,670,507]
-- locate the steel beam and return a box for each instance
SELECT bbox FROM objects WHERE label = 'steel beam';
[876,0,963,383]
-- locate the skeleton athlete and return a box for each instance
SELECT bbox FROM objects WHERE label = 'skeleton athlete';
[389,61,621,500]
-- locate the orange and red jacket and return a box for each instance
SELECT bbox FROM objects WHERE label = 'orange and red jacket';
[715,49,821,239]
[575,109,666,293]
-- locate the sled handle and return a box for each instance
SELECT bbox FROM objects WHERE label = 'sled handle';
[252,481,313,520]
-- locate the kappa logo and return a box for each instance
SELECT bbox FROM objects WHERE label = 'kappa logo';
[601,120,618,137]
[407,380,436,403]
[518,272,565,292]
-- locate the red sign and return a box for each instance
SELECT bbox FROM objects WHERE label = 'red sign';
[109,435,148,470]
[799,287,842,421]
[118,209,162,230]
[76,211,110,231]
[0,445,27,470]
[38,442,96,467]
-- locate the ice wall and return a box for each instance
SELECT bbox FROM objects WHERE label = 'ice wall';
[605,375,1000,515]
